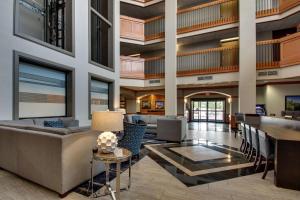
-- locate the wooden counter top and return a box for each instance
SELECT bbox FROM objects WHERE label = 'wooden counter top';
[255,124,300,141]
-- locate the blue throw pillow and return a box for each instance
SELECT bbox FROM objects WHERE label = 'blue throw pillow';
[132,115,141,124]
[44,120,64,128]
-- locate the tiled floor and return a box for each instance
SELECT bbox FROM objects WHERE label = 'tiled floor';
[1,122,300,200]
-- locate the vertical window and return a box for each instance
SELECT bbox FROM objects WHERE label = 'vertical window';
[15,0,73,52]
[90,0,113,68]
[90,78,110,117]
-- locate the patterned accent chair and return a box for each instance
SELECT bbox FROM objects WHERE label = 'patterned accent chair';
[118,122,147,156]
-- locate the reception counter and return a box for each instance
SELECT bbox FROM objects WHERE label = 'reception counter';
[256,117,300,190]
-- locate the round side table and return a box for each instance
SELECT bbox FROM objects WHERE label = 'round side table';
[89,148,132,200]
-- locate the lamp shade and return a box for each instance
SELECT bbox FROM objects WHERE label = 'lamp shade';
[91,111,123,132]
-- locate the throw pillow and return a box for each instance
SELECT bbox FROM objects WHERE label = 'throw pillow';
[132,115,141,124]
[44,120,64,128]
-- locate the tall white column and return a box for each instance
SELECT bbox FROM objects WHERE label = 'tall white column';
[238,0,256,114]
[113,0,121,109]
[165,0,177,116]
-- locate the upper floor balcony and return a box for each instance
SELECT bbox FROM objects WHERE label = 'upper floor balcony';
[120,32,300,79]
[120,0,300,42]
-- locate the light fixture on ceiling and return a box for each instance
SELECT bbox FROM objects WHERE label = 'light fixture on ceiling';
[128,53,141,57]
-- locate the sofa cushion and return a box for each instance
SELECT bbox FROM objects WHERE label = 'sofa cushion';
[59,117,79,128]
[67,126,90,133]
[0,119,35,126]
[165,115,177,120]
[23,126,70,135]
[44,120,64,128]
[34,118,60,127]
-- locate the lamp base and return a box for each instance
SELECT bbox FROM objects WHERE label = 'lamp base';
[97,131,118,154]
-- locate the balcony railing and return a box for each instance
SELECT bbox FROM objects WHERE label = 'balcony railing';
[177,46,239,76]
[145,56,165,78]
[121,0,300,41]
[121,33,300,79]
[120,56,145,79]
[145,16,165,41]
[177,0,239,34]
[256,39,281,69]
[256,0,300,17]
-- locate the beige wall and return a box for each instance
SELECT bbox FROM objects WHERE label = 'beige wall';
[264,83,300,116]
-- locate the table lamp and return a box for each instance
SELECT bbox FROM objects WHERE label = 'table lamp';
[92,111,123,153]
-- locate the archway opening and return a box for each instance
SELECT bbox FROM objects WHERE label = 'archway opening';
[184,91,232,123]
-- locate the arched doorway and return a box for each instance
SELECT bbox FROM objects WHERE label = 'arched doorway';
[184,91,232,123]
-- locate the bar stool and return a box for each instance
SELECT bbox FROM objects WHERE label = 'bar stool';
[256,130,274,179]
[240,122,247,152]
[245,124,252,159]
[250,126,260,167]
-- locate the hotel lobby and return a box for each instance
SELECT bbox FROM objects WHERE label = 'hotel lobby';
[1,0,300,200]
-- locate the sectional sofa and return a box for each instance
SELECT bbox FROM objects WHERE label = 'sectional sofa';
[0,118,104,196]
[125,114,187,142]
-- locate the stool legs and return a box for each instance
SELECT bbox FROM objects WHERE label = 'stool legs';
[240,139,245,152]
[262,159,270,179]
[248,147,254,161]
[256,155,263,172]
[253,149,259,167]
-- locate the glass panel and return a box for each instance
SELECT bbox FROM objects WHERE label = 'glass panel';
[208,111,215,121]
[208,101,215,110]
[200,111,207,120]
[91,0,111,22]
[216,112,224,121]
[90,79,109,115]
[193,101,199,110]
[91,12,112,67]
[19,62,66,118]
[200,101,207,110]
[216,101,224,110]
[17,0,73,51]
[193,111,199,120]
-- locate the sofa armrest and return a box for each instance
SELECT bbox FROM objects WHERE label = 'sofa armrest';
[61,131,104,194]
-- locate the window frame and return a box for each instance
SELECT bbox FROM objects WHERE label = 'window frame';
[13,0,75,56]
[13,51,75,120]
[88,73,114,119]
[88,0,114,71]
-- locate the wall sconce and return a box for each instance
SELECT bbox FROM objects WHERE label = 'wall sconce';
[137,99,141,104]
[228,97,232,104]
[184,98,188,104]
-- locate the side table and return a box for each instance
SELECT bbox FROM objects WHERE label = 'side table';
[89,148,132,200]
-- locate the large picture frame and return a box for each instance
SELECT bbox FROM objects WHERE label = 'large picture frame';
[285,96,300,111]
[155,100,165,110]
[141,100,151,109]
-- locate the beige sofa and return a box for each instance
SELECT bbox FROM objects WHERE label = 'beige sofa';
[126,114,171,133]
[0,120,104,196]
[125,115,187,141]
[156,117,187,142]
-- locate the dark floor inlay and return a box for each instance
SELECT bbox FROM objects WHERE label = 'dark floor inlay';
[148,142,249,171]
[147,150,266,187]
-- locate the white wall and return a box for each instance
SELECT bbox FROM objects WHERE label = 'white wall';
[0,0,120,126]
[265,84,300,117]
